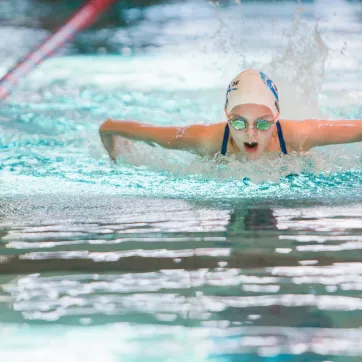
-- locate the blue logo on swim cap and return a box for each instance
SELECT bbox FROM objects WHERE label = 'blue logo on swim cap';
[260,71,279,101]
[225,80,239,109]
[226,80,239,95]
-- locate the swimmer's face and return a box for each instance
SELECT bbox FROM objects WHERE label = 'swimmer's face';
[227,104,275,160]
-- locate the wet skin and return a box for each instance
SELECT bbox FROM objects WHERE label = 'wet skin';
[99,104,362,160]
[226,104,280,161]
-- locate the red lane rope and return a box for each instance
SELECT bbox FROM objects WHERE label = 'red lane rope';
[0,0,117,100]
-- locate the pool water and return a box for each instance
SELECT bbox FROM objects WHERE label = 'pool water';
[1,0,362,361]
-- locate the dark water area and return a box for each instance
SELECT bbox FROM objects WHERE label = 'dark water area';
[6,0,360,55]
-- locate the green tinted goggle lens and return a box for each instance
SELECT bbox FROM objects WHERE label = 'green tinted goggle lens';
[256,120,272,130]
[230,119,247,130]
[230,119,273,131]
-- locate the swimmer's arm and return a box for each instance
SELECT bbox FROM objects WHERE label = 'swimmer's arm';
[293,119,362,150]
[99,119,214,157]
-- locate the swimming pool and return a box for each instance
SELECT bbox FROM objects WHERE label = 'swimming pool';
[1,0,362,361]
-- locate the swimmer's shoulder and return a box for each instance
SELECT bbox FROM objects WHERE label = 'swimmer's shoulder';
[198,122,227,156]
[278,119,311,152]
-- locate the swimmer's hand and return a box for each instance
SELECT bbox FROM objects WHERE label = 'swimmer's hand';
[99,132,118,161]
[99,120,135,160]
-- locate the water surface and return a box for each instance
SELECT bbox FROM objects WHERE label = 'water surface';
[1,0,362,361]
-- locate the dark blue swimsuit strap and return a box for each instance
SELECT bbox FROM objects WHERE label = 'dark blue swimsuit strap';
[221,123,229,155]
[276,120,288,155]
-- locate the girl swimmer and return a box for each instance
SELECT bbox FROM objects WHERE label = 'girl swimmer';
[99,69,362,161]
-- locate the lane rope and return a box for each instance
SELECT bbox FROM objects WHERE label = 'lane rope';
[0,0,117,100]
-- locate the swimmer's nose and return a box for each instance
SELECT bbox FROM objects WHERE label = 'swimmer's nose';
[245,126,257,138]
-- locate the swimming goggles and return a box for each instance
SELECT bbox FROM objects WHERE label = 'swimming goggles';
[229,117,274,131]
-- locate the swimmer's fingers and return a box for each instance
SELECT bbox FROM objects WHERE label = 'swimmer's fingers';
[100,133,118,160]
[99,133,134,160]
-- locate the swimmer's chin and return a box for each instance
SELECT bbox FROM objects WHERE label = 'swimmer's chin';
[243,153,260,161]
[239,147,269,161]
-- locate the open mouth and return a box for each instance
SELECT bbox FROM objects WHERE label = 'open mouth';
[244,142,258,153]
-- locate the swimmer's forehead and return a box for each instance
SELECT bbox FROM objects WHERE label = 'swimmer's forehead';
[229,104,274,120]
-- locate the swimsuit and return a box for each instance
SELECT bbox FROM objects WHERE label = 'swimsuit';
[220,121,288,156]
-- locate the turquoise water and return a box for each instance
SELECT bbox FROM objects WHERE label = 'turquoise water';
[1,1,362,361]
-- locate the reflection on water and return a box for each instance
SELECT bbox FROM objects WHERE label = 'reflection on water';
[1,194,362,360]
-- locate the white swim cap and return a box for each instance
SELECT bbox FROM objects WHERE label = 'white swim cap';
[224,69,280,119]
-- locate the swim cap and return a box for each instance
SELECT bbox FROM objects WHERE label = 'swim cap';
[224,69,280,119]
